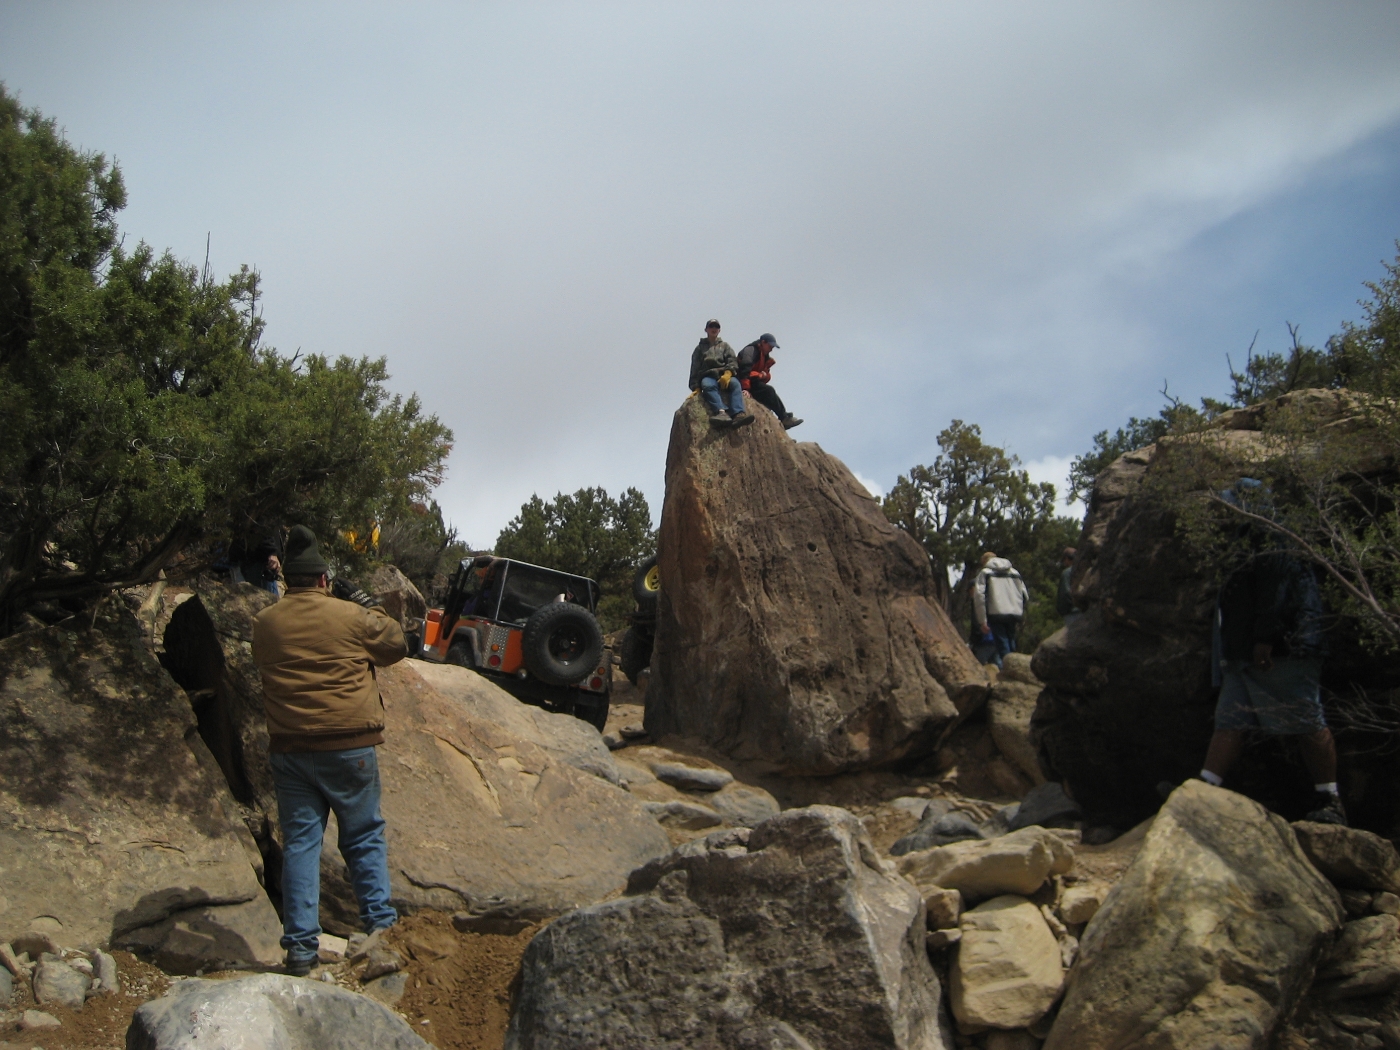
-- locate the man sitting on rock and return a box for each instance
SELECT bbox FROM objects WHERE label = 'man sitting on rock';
[252,526,409,976]
[689,319,753,428]
[1194,480,1344,824]
[737,333,802,430]
[973,551,1030,670]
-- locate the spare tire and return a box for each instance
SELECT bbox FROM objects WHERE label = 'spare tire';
[633,555,660,616]
[521,602,605,687]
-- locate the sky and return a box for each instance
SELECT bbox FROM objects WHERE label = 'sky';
[4,2,1400,544]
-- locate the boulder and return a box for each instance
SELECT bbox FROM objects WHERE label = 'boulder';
[647,396,987,775]
[1057,885,1103,926]
[33,958,88,1009]
[1314,914,1400,1000]
[986,679,1044,787]
[1293,821,1400,894]
[125,972,430,1049]
[898,826,1074,903]
[318,661,670,932]
[1042,780,1343,1050]
[369,565,428,628]
[506,806,951,1050]
[0,607,281,971]
[950,895,1064,1030]
[118,898,282,974]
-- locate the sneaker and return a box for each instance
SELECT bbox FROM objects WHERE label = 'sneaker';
[709,413,731,427]
[283,953,315,977]
[732,411,755,428]
[781,416,804,430]
[1305,792,1348,826]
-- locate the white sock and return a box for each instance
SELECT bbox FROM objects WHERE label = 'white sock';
[1200,770,1223,787]
[1315,782,1339,796]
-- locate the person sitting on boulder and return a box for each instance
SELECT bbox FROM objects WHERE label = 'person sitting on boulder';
[251,526,409,976]
[689,319,753,428]
[1193,478,1343,824]
[972,551,1030,669]
[737,333,802,430]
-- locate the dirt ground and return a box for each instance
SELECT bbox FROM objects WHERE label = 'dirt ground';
[1,951,171,1049]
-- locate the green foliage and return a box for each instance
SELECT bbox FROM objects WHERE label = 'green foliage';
[374,501,471,602]
[0,86,452,631]
[493,487,656,631]
[882,421,1081,647]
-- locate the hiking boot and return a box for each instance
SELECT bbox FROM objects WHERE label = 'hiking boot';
[283,953,315,977]
[708,413,731,427]
[1305,792,1348,826]
[732,411,754,428]
[781,415,804,430]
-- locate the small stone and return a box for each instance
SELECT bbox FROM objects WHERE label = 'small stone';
[20,1009,61,1030]
[347,926,390,964]
[650,761,733,793]
[1059,885,1103,925]
[602,732,626,750]
[361,970,407,1006]
[34,958,88,1009]
[0,943,26,977]
[361,947,404,982]
[619,723,648,739]
[925,887,964,930]
[317,933,349,962]
[10,933,61,961]
[67,956,94,977]
[1374,893,1400,916]
[926,928,962,950]
[93,949,119,996]
[890,796,931,821]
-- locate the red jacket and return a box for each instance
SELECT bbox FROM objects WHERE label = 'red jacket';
[738,341,774,390]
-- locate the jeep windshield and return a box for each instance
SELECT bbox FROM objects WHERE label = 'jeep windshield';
[460,560,597,624]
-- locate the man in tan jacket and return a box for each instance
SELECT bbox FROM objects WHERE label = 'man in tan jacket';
[252,525,408,975]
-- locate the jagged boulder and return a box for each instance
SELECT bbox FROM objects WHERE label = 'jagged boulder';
[126,972,430,1049]
[0,607,281,972]
[1042,781,1343,1050]
[318,661,671,931]
[506,806,950,1050]
[647,396,987,775]
[369,565,427,628]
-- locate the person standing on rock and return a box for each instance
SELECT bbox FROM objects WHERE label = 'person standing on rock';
[1055,547,1079,617]
[737,333,803,430]
[1194,481,1344,824]
[251,525,408,976]
[689,319,753,428]
[972,551,1030,670]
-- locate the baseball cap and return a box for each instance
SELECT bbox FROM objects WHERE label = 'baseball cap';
[760,333,779,347]
[706,319,721,329]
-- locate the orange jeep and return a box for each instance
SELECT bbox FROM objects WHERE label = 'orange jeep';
[417,555,611,729]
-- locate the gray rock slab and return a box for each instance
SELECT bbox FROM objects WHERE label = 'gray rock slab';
[126,972,430,1049]
[20,1009,60,1030]
[1009,782,1082,831]
[1294,821,1400,894]
[643,799,723,830]
[706,782,781,828]
[650,760,734,793]
[33,958,88,1009]
[361,971,407,1007]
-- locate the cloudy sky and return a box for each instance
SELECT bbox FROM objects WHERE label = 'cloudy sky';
[5,3,1400,544]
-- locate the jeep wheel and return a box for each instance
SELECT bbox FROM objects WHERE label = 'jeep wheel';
[521,602,604,687]
[633,555,660,616]
[619,625,654,685]
[446,641,474,667]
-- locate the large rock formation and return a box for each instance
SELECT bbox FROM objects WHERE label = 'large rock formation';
[1042,781,1343,1050]
[127,972,430,1049]
[1030,390,1400,829]
[318,661,671,931]
[0,607,281,972]
[647,396,987,775]
[505,806,950,1050]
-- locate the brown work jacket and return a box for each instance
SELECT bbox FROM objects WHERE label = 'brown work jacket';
[252,587,408,753]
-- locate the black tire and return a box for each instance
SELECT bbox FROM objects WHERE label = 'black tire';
[618,625,654,685]
[632,555,660,616]
[446,641,474,667]
[405,631,423,659]
[574,697,609,732]
[521,602,604,687]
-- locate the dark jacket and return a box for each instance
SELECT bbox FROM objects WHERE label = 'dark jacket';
[1056,566,1077,616]
[689,338,738,390]
[737,340,775,390]
[1215,552,1325,664]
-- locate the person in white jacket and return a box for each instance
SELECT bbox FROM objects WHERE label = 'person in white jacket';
[973,552,1030,669]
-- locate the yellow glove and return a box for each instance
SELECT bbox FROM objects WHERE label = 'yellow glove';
[719,370,733,390]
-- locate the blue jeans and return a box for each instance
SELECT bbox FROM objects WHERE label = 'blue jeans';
[270,747,397,962]
[699,376,745,416]
[987,617,1019,670]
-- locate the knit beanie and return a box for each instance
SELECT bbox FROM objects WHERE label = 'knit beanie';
[281,525,330,576]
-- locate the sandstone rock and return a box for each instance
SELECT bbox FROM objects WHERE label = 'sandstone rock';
[643,799,724,830]
[1342,888,1376,917]
[650,759,734,793]
[898,826,1074,903]
[369,565,428,628]
[1009,782,1081,831]
[987,679,1044,786]
[1057,885,1102,926]
[927,928,961,951]
[33,958,87,1009]
[1376,892,1400,916]
[707,782,781,827]
[507,806,951,1050]
[647,396,987,775]
[950,895,1064,1030]
[10,933,60,960]
[117,898,283,974]
[93,950,118,995]
[925,888,963,930]
[318,662,670,933]
[1294,822,1400,894]
[19,1010,59,1030]
[126,972,430,1049]
[317,933,348,962]
[0,608,281,970]
[1042,781,1343,1050]
[998,654,1039,686]
[1315,915,1400,1000]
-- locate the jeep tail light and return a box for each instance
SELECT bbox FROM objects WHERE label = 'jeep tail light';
[589,676,603,690]
[488,655,501,667]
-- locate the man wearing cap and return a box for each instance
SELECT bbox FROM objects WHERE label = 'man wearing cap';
[738,333,802,430]
[689,320,753,428]
[251,526,408,976]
